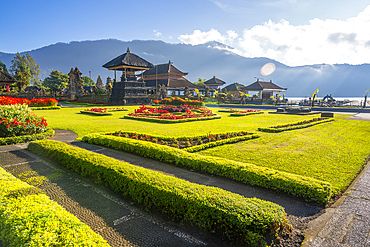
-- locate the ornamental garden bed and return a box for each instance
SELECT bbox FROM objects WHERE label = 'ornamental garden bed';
[124,105,221,123]
[80,107,128,116]
[258,117,334,132]
[0,104,53,145]
[230,110,263,116]
[107,130,258,151]
[0,96,58,107]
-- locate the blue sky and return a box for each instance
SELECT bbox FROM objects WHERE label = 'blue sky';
[1,0,370,66]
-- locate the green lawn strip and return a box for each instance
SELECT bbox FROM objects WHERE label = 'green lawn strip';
[198,117,370,194]
[82,133,333,204]
[0,129,55,146]
[123,114,221,123]
[27,140,288,246]
[258,118,334,132]
[0,167,109,246]
[30,106,61,110]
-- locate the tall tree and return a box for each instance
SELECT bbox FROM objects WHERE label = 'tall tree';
[10,52,40,85]
[42,70,69,92]
[82,76,95,86]
[14,62,31,91]
[0,61,8,73]
[193,78,206,86]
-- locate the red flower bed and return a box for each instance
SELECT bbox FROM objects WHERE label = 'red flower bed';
[128,105,215,120]
[0,96,58,107]
[84,108,108,113]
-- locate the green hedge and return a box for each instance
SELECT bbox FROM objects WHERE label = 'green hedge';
[0,167,109,246]
[0,128,55,146]
[80,110,113,116]
[82,133,333,204]
[123,114,221,123]
[30,106,61,110]
[28,140,288,246]
[258,118,334,133]
[184,134,259,152]
[230,112,264,116]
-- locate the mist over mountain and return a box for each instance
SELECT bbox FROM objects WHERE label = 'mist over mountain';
[0,39,369,96]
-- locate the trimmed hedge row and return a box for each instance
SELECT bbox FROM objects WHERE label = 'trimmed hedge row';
[0,167,109,246]
[82,133,333,204]
[28,140,288,246]
[184,134,259,152]
[30,106,61,110]
[0,128,55,146]
[230,112,264,117]
[80,110,113,116]
[258,118,334,133]
[123,114,221,123]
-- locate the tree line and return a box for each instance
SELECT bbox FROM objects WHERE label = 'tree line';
[0,53,95,92]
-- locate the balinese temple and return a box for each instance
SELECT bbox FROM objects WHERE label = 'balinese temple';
[244,79,287,100]
[139,61,202,97]
[223,82,247,97]
[204,76,226,90]
[102,48,154,105]
[0,67,16,93]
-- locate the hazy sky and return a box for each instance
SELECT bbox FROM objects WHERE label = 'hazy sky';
[1,0,370,66]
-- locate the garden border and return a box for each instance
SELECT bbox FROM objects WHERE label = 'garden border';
[82,133,333,204]
[0,167,109,246]
[0,128,55,146]
[27,140,288,246]
[258,118,334,133]
[123,114,221,123]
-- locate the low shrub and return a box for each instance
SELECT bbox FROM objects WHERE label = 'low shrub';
[82,133,333,204]
[230,111,264,116]
[154,97,205,107]
[107,130,258,151]
[0,167,109,246]
[0,104,49,138]
[0,128,54,146]
[27,140,289,246]
[30,106,61,110]
[258,118,334,133]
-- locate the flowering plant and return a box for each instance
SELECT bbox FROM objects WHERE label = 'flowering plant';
[154,97,205,107]
[0,104,48,137]
[0,96,57,107]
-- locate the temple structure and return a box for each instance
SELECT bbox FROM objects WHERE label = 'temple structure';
[139,61,201,97]
[204,76,226,90]
[103,48,153,105]
[0,67,16,93]
[67,67,84,100]
[244,79,287,100]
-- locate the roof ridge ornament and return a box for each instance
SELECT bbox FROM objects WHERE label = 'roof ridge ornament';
[127,47,130,53]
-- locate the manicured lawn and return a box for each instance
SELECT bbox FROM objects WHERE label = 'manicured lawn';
[34,106,370,195]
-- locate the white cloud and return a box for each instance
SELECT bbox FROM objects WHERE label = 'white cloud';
[153,30,162,37]
[178,5,370,66]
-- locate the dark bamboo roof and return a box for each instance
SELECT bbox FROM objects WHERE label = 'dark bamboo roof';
[0,68,16,84]
[143,61,188,76]
[223,82,246,92]
[102,48,154,70]
[244,80,286,91]
[204,76,226,85]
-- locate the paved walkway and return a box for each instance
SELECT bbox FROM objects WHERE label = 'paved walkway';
[303,113,370,247]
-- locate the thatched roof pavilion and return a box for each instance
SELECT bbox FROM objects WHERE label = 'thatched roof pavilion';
[0,67,16,92]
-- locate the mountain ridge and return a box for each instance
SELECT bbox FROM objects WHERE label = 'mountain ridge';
[0,39,369,96]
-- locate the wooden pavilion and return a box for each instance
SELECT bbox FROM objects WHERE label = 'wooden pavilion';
[139,61,202,97]
[0,67,16,93]
[204,76,226,90]
[244,79,287,100]
[102,48,154,105]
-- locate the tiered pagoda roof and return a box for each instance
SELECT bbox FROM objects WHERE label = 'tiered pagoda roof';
[102,48,154,71]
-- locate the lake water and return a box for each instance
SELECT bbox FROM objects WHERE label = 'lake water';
[285,96,367,106]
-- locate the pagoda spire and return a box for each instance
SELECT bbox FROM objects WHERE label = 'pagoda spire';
[127,47,130,53]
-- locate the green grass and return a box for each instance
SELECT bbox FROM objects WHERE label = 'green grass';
[34,106,370,195]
